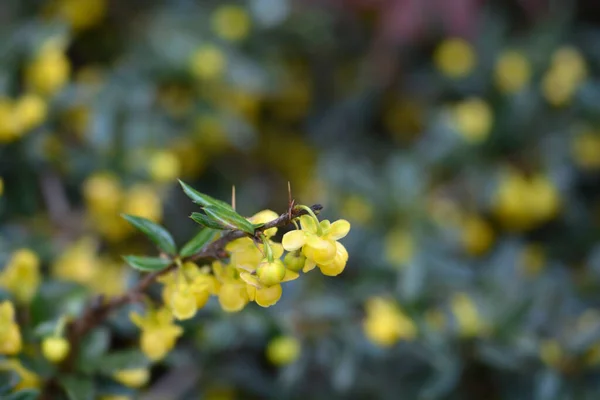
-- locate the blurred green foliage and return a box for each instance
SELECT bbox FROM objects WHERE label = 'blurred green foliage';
[3,0,600,399]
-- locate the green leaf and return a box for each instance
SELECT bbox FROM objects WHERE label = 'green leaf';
[77,327,110,374]
[4,390,40,400]
[59,376,95,400]
[204,206,255,234]
[121,214,177,255]
[97,349,150,374]
[179,180,235,211]
[180,228,218,258]
[122,255,171,272]
[190,212,228,230]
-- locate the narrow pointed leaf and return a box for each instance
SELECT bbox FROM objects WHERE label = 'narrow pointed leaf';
[180,228,218,258]
[179,180,235,211]
[121,214,177,255]
[190,212,228,230]
[123,255,171,272]
[204,206,255,234]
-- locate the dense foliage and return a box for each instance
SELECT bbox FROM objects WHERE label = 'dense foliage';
[2,0,600,399]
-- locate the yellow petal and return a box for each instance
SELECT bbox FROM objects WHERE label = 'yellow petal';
[328,219,351,240]
[299,215,318,234]
[239,271,261,288]
[303,259,316,273]
[282,230,306,251]
[319,220,331,231]
[281,269,300,282]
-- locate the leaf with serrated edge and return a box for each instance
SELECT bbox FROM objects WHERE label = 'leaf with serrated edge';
[121,214,177,255]
[180,229,217,258]
[122,255,171,272]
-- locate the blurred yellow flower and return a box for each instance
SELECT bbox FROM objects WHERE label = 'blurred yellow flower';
[122,184,162,222]
[266,336,301,366]
[26,46,70,96]
[0,249,40,303]
[195,114,230,154]
[218,283,249,312]
[519,244,546,277]
[113,368,150,388]
[205,386,236,400]
[211,5,251,42]
[130,307,183,361]
[190,45,226,80]
[384,228,414,267]
[52,238,99,285]
[148,151,181,183]
[451,293,483,337]
[0,301,22,355]
[363,297,417,347]
[434,38,476,78]
[540,339,562,368]
[41,336,70,363]
[0,359,40,390]
[542,46,587,107]
[461,215,495,256]
[54,0,107,30]
[495,50,531,93]
[572,131,600,170]
[0,98,23,142]
[14,93,47,132]
[340,195,374,226]
[83,172,123,215]
[452,98,493,143]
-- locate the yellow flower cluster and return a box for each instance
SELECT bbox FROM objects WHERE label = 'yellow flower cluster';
[0,93,48,143]
[363,297,417,347]
[0,301,22,355]
[542,46,587,107]
[0,249,41,303]
[130,307,183,361]
[83,172,163,241]
[493,168,560,231]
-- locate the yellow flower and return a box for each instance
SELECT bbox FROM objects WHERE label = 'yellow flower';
[190,44,226,80]
[52,238,99,285]
[384,228,414,267]
[0,359,40,390]
[434,38,476,78]
[266,336,301,366]
[452,98,493,143]
[122,184,162,223]
[363,297,417,347]
[494,50,531,93]
[542,46,587,107]
[113,368,150,388]
[54,0,107,30]
[0,98,21,142]
[256,259,286,287]
[148,151,181,183]
[248,209,279,237]
[540,339,562,368]
[14,93,47,132]
[130,307,183,362]
[170,283,198,321]
[211,5,251,42]
[282,215,350,274]
[0,301,22,355]
[451,293,483,337]
[461,215,495,256]
[83,172,123,215]
[572,131,600,170]
[218,283,249,312]
[25,46,70,96]
[42,336,70,363]
[247,283,282,308]
[0,248,41,303]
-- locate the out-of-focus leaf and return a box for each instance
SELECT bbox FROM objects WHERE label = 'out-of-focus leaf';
[190,212,229,230]
[59,376,95,400]
[77,327,111,374]
[180,228,217,258]
[203,206,255,234]
[121,214,177,255]
[122,255,171,272]
[0,371,19,395]
[179,180,235,211]
[4,390,40,400]
[97,349,150,374]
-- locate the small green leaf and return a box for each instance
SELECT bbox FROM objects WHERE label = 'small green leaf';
[204,206,255,234]
[122,255,171,272]
[4,390,40,400]
[121,214,177,255]
[59,376,95,400]
[190,212,228,230]
[179,180,235,211]
[180,228,218,258]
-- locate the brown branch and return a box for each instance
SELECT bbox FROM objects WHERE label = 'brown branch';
[58,203,323,374]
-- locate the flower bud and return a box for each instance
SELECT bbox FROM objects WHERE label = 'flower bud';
[283,251,305,273]
[42,336,70,363]
[257,259,286,287]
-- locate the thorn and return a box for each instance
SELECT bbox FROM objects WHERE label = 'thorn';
[231,185,236,211]
[287,181,294,221]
